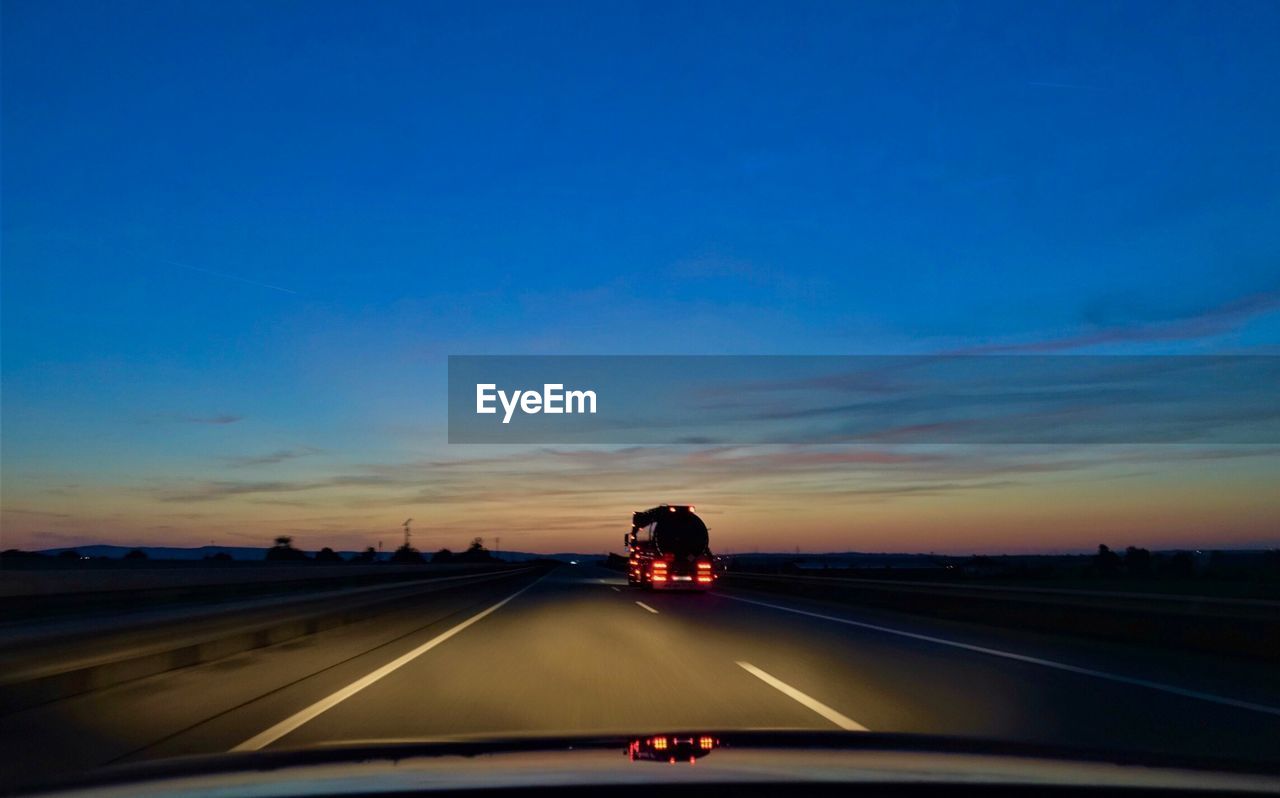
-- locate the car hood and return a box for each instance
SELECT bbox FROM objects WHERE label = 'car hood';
[19,732,1280,797]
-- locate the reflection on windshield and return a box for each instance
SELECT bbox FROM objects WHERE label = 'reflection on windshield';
[628,735,721,765]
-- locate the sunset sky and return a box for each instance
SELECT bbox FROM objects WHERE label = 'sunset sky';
[3,1,1278,554]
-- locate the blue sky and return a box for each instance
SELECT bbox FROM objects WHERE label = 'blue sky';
[3,1,1278,552]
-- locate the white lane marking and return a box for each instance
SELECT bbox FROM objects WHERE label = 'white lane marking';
[722,594,1280,718]
[635,601,659,614]
[737,661,867,731]
[232,577,543,751]
[611,586,621,592]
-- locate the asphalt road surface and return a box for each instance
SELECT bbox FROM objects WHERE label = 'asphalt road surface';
[4,564,1280,789]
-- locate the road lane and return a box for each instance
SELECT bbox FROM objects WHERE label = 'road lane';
[232,576,547,751]
[648,575,1280,762]
[4,562,1279,790]
[736,661,868,731]
[722,593,1280,717]
[272,565,827,747]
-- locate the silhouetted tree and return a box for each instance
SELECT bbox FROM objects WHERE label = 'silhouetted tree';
[57,549,82,561]
[265,535,308,562]
[124,548,149,561]
[1167,551,1195,578]
[350,546,378,564]
[314,547,342,563]
[1124,546,1151,576]
[205,551,234,562]
[1093,544,1122,577]
[1,549,47,561]
[431,548,454,564]
[456,538,495,564]
[389,543,425,564]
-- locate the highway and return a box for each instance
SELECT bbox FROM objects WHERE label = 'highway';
[3,564,1280,789]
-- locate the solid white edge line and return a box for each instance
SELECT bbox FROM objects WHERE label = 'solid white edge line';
[722,594,1280,718]
[736,661,867,731]
[231,576,544,751]
[635,601,659,614]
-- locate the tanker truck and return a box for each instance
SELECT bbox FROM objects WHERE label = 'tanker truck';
[624,505,716,590]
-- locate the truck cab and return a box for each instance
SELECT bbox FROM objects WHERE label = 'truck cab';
[625,505,716,590]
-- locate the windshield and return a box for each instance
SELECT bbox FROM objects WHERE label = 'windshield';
[2,0,1279,793]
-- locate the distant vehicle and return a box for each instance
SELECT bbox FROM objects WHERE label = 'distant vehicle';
[625,505,715,590]
[569,560,578,566]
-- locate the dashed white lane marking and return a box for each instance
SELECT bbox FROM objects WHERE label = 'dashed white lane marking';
[232,577,544,751]
[722,594,1280,718]
[635,601,659,614]
[611,586,621,592]
[736,661,867,731]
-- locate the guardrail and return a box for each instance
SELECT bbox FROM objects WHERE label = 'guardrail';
[720,571,1280,661]
[0,563,531,621]
[0,565,547,715]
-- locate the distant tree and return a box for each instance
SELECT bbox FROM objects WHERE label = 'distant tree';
[431,548,454,564]
[123,548,150,561]
[456,538,495,564]
[1093,544,1122,577]
[1124,546,1151,576]
[314,547,342,563]
[389,544,425,564]
[1166,551,1195,578]
[266,536,308,562]
[1,549,46,561]
[205,551,234,562]
[57,549,82,561]
[350,546,378,564]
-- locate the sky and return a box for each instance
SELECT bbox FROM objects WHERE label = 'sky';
[3,0,1279,555]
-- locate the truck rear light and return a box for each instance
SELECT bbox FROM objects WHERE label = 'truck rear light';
[696,561,711,569]
[697,576,712,583]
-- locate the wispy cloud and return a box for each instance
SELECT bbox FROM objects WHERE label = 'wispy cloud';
[962,290,1280,354]
[225,447,321,467]
[159,257,298,295]
[175,414,244,425]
